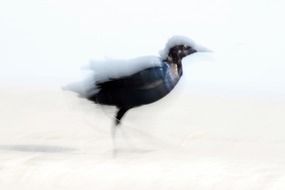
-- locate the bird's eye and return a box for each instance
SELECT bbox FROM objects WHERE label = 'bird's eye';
[183,45,190,50]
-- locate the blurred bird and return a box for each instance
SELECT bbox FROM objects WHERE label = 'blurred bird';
[65,36,208,125]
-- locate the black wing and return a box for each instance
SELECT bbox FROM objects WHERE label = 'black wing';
[96,66,165,91]
[88,65,168,105]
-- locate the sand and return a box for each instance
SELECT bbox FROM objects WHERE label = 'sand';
[0,86,284,190]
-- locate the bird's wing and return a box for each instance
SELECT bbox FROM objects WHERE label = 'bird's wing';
[96,65,166,91]
[64,56,164,98]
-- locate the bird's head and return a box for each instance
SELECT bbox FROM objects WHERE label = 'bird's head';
[167,45,197,63]
[160,35,209,64]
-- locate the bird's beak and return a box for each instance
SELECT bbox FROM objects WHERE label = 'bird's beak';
[194,44,212,53]
[192,43,213,53]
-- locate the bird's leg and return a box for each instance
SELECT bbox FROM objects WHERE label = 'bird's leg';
[111,107,129,157]
[115,107,129,126]
[111,123,118,158]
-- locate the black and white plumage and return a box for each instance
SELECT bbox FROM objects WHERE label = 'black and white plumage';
[65,36,208,125]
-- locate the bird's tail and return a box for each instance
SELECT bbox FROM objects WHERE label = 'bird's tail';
[63,74,98,99]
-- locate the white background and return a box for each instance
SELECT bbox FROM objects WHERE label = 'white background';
[1,0,284,96]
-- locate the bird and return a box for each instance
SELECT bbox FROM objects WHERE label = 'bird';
[65,36,208,125]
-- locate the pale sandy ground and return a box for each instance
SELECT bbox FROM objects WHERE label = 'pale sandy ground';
[0,86,285,190]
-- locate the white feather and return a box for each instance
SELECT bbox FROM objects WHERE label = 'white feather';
[64,56,162,97]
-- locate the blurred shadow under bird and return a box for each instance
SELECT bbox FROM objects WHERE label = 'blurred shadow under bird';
[65,36,209,126]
